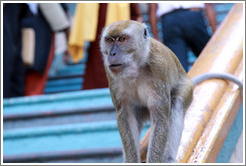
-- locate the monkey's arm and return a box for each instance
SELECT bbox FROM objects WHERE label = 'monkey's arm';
[109,85,141,163]
[147,95,170,163]
[116,104,141,163]
[192,73,243,88]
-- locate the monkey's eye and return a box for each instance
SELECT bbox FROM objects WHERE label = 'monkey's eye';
[106,38,114,44]
[118,36,126,42]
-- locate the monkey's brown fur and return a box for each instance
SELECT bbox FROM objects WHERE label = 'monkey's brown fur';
[100,20,194,163]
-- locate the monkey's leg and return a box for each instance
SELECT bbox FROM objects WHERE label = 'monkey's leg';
[163,83,193,162]
[147,103,169,163]
[163,99,184,162]
[117,107,141,163]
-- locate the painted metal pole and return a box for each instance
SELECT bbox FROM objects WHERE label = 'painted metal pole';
[188,60,243,163]
[140,3,243,162]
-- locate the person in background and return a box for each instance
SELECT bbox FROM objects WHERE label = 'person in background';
[3,3,70,97]
[24,3,70,96]
[3,3,28,98]
[130,3,144,22]
[81,4,109,90]
[23,3,54,96]
[149,3,217,71]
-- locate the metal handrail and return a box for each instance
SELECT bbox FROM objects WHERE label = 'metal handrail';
[140,3,243,163]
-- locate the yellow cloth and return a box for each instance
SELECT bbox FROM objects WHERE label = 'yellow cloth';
[68,3,99,62]
[105,3,130,26]
[68,3,130,63]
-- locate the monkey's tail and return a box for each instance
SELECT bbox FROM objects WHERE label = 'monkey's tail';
[192,73,243,88]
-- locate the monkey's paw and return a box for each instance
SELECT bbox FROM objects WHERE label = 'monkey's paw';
[163,155,176,163]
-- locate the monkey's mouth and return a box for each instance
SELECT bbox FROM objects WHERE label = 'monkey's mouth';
[109,64,124,72]
[109,64,123,68]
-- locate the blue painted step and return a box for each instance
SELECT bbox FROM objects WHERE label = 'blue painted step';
[3,119,150,162]
[46,78,83,87]
[55,64,86,76]
[44,84,82,94]
[3,88,113,119]
[44,77,84,94]
[3,88,129,163]
[3,121,122,163]
[215,3,234,13]
[45,49,88,93]
[3,120,150,155]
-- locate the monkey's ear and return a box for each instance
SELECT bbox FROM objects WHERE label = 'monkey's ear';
[144,28,149,39]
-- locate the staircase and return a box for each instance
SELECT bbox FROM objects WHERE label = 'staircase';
[3,88,151,163]
[3,3,239,163]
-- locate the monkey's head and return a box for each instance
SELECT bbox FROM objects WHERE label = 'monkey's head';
[100,20,150,79]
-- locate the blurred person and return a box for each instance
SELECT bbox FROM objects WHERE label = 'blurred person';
[3,3,28,98]
[149,3,217,71]
[24,3,70,96]
[3,3,70,97]
[82,3,109,90]
[131,3,144,22]
[68,3,142,90]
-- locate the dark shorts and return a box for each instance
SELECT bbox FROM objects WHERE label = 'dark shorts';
[160,9,211,71]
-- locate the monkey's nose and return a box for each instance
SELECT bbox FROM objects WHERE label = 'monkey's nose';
[110,51,116,56]
[110,44,117,56]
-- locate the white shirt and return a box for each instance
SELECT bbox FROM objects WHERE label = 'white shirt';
[27,3,39,15]
[157,2,205,17]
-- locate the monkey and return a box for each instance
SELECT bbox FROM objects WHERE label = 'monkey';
[99,20,243,163]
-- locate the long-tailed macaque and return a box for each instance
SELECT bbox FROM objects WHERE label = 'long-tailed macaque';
[100,20,242,163]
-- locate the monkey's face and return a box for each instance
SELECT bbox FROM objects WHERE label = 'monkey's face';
[100,20,150,79]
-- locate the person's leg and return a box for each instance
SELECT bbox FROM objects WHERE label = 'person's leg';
[82,4,108,90]
[25,34,55,96]
[3,20,16,98]
[12,52,26,96]
[161,13,189,71]
[3,4,26,98]
[184,10,211,57]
